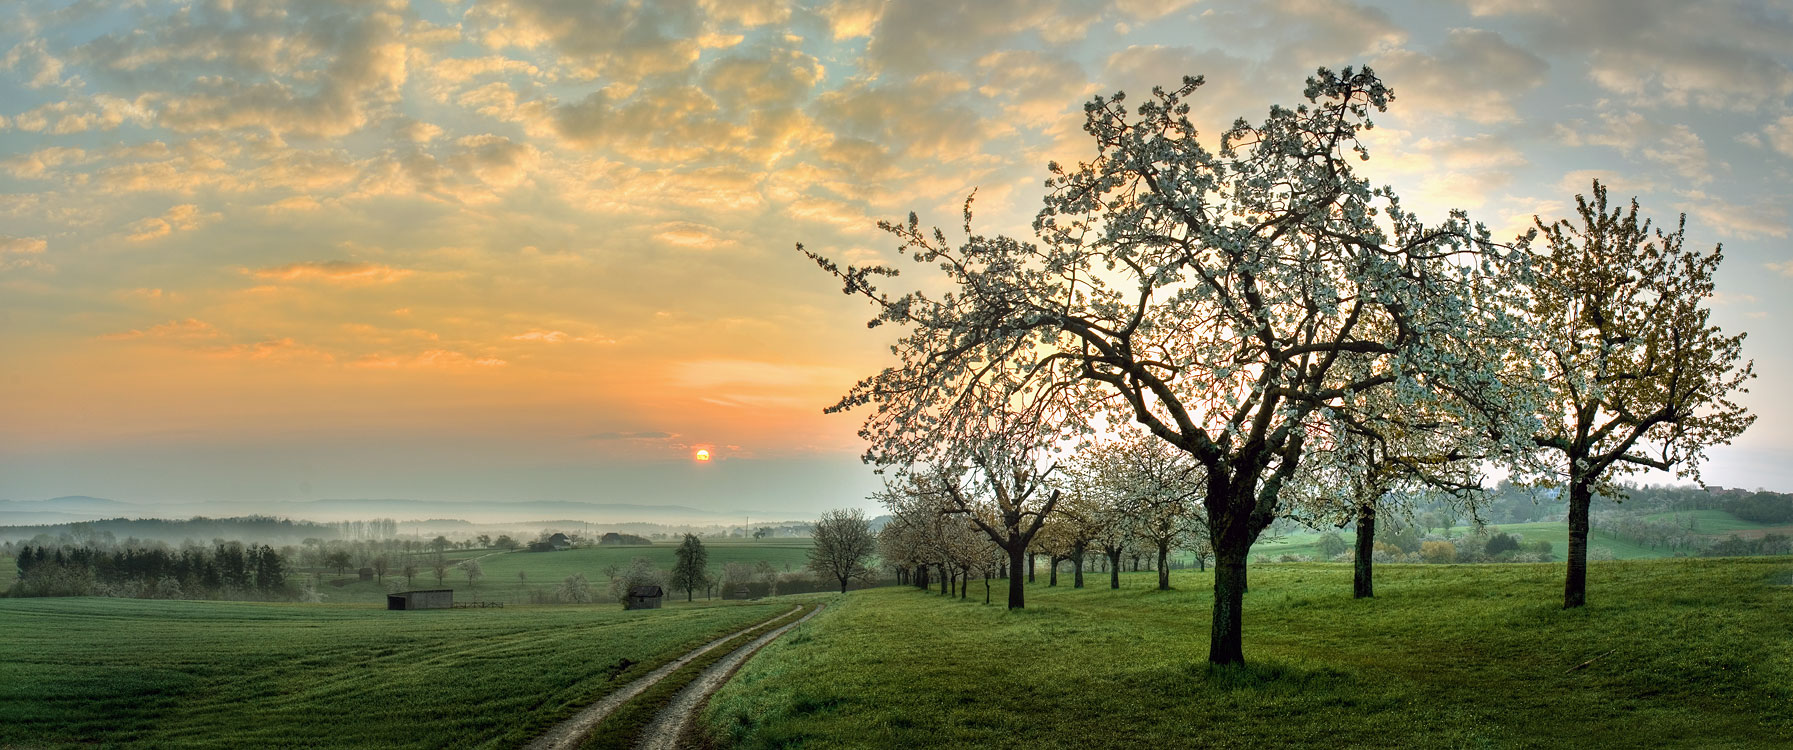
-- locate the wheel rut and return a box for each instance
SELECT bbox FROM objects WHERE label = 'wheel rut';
[634,604,825,750]
[523,605,802,750]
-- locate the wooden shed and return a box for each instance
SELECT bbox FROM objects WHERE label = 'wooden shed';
[388,589,454,610]
[625,585,664,610]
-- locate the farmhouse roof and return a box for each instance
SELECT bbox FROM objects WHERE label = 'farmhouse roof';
[629,585,664,597]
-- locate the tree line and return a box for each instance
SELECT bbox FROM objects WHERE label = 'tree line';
[10,542,291,599]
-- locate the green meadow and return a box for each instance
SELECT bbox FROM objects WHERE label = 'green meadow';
[313,539,818,604]
[0,597,785,749]
[706,557,1793,749]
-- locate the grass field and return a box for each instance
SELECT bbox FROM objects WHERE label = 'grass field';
[0,597,787,749]
[705,557,1793,749]
[1640,509,1777,535]
[313,540,818,604]
[1243,519,1684,562]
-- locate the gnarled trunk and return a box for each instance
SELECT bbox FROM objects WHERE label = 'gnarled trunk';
[1354,502,1375,599]
[1008,546,1026,609]
[1157,542,1171,590]
[1107,548,1123,589]
[1210,550,1248,665]
[1565,478,1593,608]
[1072,544,1086,588]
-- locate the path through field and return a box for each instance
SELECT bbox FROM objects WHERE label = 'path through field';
[635,604,826,750]
[524,604,802,750]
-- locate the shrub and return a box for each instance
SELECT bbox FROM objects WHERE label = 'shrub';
[1484,533,1520,557]
[1420,541,1456,564]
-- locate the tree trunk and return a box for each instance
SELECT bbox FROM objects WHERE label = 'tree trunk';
[1354,502,1375,599]
[984,573,991,604]
[839,576,848,594]
[1072,547,1085,589]
[940,564,949,595]
[1049,556,1060,586]
[960,568,969,600]
[1108,549,1122,589]
[1027,552,1036,583]
[1007,546,1026,609]
[1157,542,1171,590]
[1210,550,1248,665]
[1565,477,1593,609]
[1196,554,1205,572]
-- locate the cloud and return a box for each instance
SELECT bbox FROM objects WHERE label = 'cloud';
[1468,0,1793,111]
[1372,28,1547,124]
[700,46,823,112]
[468,0,703,80]
[584,431,675,440]
[1676,191,1789,240]
[352,349,508,369]
[509,329,613,343]
[1763,116,1793,160]
[1,146,92,179]
[9,94,155,134]
[127,204,220,241]
[866,0,1101,75]
[101,318,223,341]
[1557,111,1722,185]
[251,260,413,284]
[81,4,410,138]
[1,236,48,255]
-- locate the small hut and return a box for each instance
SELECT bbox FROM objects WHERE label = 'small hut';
[388,589,454,610]
[358,567,375,581]
[625,585,664,610]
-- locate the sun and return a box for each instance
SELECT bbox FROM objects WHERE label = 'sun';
[694,449,711,462]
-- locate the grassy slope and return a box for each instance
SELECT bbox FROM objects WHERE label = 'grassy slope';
[0,597,785,749]
[706,558,1793,749]
[1246,521,1670,561]
[1639,509,1774,535]
[316,540,816,604]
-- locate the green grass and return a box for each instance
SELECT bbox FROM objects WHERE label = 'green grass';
[314,540,818,604]
[1243,521,1671,562]
[1639,509,1776,535]
[0,597,788,749]
[704,557,1793,749]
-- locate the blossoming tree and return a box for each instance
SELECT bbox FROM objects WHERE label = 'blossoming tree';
[805,67,1532,665]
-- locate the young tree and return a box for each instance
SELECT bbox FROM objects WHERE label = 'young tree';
[808,508,877,594]
[324,550,353,577]
[803,68,1530,665]
[557,573,595,603]
[1526,181,1754,608]
[459,559,483,592]
[402,563,417,587]
[670,534,710,602]
[431,560,447,586]
[371,554,390,583]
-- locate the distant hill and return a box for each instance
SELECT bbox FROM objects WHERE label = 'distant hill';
[0,496,143,525]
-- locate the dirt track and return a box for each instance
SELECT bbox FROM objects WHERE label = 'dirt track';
[523,604,802,750]
[634,604,825,750]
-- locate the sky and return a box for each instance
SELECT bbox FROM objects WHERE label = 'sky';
[1,0,1791,516]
